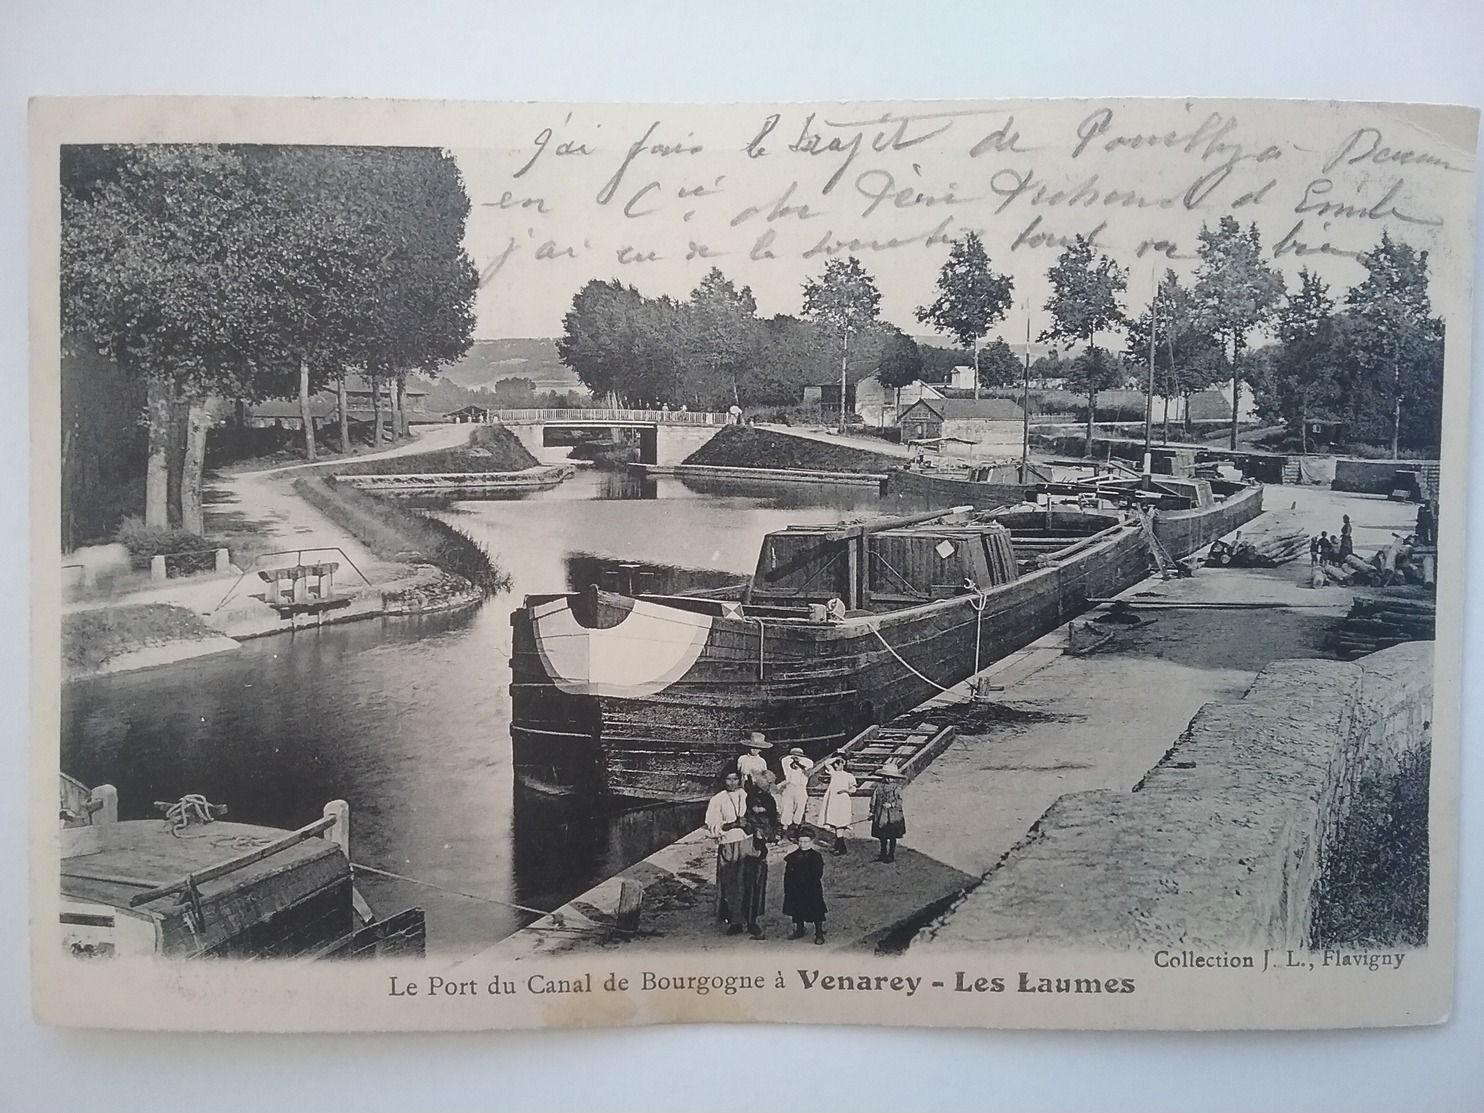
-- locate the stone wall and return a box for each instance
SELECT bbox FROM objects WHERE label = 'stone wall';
[1332,458,1440,498]
[916,641,1433,952]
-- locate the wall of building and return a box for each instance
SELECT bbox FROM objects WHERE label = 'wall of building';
[940,419,1024,456]
[915,641,1434,953]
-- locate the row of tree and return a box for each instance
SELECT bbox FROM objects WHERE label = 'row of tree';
[560,222,1444,455]
[61,144,478,536]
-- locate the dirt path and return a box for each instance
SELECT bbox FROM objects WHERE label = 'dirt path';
[207,425,474,580]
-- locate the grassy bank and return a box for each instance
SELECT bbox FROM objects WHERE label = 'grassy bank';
[64,604,218,673]
[293,476,510,593]
[682,426,894,473]
[330,426,539,476]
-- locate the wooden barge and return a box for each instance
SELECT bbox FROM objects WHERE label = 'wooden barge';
[508,481,1263,802]
[59,779,425,960]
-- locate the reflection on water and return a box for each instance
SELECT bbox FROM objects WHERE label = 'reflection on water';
[61,469,912,955]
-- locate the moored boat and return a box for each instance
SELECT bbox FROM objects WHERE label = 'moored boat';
[59,779,425,960]
[509,481,1263,802]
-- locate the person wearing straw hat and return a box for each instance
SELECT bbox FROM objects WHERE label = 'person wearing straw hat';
[735,732,772,787]
[870,763,908,863]
[821,756,857,856]
[777,746,814,838]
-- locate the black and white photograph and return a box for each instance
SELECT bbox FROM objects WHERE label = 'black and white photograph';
[30,94,1474,1032]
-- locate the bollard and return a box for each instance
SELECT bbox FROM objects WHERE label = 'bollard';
[215,548,230,573]
[150,554,167,582]
[323,799,351,859]
[90,784,118,826]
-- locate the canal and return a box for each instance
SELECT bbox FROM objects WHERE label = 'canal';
[61,468,910,955]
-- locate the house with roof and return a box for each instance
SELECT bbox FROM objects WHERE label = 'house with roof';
[898,397,1028,456]
[853,376,945,428]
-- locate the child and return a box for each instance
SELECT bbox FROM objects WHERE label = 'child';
[782,834,827,944]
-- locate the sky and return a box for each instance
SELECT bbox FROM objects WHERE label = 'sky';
[452,98,1476,344]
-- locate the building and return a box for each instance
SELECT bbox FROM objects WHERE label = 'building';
[801,382,858,425]
[898,397,1028,456]
[853,376,945,428]
[449,404,493,424]
[247,374,439,431]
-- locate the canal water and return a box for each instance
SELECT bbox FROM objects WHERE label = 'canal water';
[61,469,913,955]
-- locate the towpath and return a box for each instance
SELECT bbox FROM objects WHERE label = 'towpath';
[467,485,1421,961]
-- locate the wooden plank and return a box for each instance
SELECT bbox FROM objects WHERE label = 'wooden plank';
[127,815,338,908]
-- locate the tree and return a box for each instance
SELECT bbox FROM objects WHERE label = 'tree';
[875,327,924,421]
[1123,270,1226,442]
[915,232,1015,399]
[62,144,263,530]
[1039,235,1127,454]
[977,338,1022,388]
[1193,216,1285,450]
[686,267,759,408]
[1064,347,1125,435]
[1343,231,1443,455]
[1269,269,1342,453]
[801,256,882,431]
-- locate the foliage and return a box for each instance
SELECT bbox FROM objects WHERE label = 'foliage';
[876,327,924,392]
[63,604,216,673]
[1193,217,1285,447]
[113,516,216,571]
[918,343,968,384]
[978,337,1023,388]
[801,255,882,337]
[914,232,1015,359]
[1039,235,1127,350]
[294,477,509,593]
[1341,232,1443,452]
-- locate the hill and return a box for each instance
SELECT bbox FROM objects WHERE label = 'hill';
[437,338,584,393]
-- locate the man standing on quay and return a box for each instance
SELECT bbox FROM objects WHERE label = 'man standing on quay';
[777,747,813,838]
[705,772,752,935]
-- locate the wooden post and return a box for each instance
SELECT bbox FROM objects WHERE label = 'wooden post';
[615,880,644,934]
[323,800,350,859]
[215,548,231,573]
[90,784,117,826]
[150,555,167,582]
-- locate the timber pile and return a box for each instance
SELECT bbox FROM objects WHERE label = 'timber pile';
[1208,528,1309,567]
[1318,541,1436,589]
[1328,592,1436,659]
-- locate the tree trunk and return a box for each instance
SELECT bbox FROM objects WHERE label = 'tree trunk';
[1085,389,1096,456]
[389,372,403,441]
[1228,337,1240,452]
[299,356,317,462]
[145,379,172,528]
[397,375,409,438]
[338,374,350,454]
[180,396,210,536]
[371,368,385,445]
[1300,395,1308,455]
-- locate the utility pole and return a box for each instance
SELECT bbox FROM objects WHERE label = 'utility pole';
[838,326,850,435]
[1020,310,1032,484]
[1144,276,1158,461]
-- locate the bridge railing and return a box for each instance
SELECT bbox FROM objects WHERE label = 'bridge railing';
[492,408,730,425]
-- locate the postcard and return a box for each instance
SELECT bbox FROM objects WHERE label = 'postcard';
[31,95,1475,1030]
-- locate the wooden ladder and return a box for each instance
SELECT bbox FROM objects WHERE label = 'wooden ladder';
[809,721,960,795]
[1138,512,1178,579]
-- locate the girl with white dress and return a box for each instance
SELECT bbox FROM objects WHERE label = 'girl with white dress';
[821,757,858,855]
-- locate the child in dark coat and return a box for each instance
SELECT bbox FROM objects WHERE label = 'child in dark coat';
[782,835,827,944]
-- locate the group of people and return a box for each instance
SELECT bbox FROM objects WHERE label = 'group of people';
[1311,514,1356,567]
[704,732,909,943]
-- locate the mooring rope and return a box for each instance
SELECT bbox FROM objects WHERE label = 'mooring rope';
[867,592,992,695]
[164,794,218,839]
[349,862,619,935]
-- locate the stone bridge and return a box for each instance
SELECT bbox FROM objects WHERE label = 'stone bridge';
[493,409,730,465]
